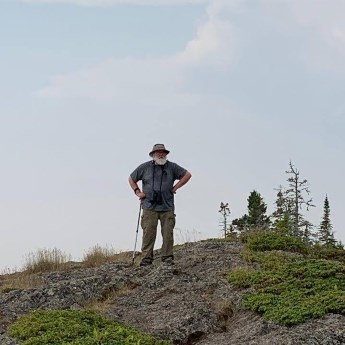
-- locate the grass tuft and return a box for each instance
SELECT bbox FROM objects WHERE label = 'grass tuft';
[22,248,72,274]
[0,272,43,293]
[82,245,130,268]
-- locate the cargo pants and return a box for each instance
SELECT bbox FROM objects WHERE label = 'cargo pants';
[140,209,176,263]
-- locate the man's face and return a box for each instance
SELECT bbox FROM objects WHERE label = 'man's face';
[154,150,167,158]
[153,150,167,165]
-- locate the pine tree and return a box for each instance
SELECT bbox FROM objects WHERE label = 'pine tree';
[271,185,293,234]
[318,195,336,247]
[274,214,292,235]
[271,186,286,222]
[231,214,249,232]
[300,219,315,245]
[226,224,237,239]
[285,161,315,238]
[232,190,270,232]
[247,190,270,229]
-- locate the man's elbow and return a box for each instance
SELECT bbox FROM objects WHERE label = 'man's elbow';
[185,171,192,180]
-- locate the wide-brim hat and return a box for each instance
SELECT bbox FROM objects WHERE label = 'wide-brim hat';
[149,144,170,156]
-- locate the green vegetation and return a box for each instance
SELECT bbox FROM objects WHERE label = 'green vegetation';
[232,190,270,232]
[246,231,306,253]
[284,161,315,239]
[228,161,344,248]
[228,231,345,326]
[8,310,170,345]
[308,244,345,263]
[317,195,337,247]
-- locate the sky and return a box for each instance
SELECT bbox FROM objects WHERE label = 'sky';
[1,0,344,271]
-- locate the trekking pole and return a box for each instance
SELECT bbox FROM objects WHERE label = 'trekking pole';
[132,201,142,265]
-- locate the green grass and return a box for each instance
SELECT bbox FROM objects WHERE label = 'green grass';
[228,231,345,326]
[8,310,171,345]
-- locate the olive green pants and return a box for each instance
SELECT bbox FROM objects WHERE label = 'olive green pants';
[141,209,176,262]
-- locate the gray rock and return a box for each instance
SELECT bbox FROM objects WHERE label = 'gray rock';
[0,334,18,345]
[0,241,344,344]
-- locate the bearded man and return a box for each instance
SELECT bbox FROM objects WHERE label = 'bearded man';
[129,144,192,266]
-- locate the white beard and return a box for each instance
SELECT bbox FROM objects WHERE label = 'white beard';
[153,157,167,165]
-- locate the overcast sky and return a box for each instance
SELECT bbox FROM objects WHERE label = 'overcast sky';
[1,0,344,271]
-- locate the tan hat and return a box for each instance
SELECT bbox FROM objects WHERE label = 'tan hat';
[149,144,170,156]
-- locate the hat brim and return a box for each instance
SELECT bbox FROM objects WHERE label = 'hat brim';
[149,149,170,156]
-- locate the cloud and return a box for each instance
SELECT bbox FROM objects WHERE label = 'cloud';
[22,0,208,6]
[37,57,188,103]
[36,1,236,101]
[175,16,235,65]
[34,0,345,102]
[295,2,345,63]
[262,0,345,74]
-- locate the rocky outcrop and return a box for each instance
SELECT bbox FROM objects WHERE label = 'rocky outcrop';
[0,241,344,344]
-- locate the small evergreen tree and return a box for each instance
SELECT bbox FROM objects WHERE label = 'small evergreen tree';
[274,214,292,235]
[317,195,336,247]
[271,186,286,222]
[232,190,270,232]
[300,219,315,245]
[226,224,237,239]
[271,185,293,234]
[247,190,271,229]
[232,214,249,232]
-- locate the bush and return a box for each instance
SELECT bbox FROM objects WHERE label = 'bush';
[246,231,307,253]
[228,256,345,326]
[308,244,345,263]
[8,309,170,345]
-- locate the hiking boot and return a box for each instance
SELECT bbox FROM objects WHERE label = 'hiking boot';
[162,257,174,266]
[139,259,152,267]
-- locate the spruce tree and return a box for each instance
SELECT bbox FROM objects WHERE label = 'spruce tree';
[318,195,336,247]
[300,219,315,245]
[271,186,286,222]
[272,186,293,234]
[247,190,270,229]
[231,214,249,232]
[232,190,270,231]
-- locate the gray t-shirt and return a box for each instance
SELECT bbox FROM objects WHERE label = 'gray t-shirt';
[130,160,186,211]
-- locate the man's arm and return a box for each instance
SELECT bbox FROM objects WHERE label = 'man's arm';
[172,170,192,193]
[129,176,145,199]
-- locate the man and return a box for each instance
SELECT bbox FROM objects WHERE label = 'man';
[129,144,192,266]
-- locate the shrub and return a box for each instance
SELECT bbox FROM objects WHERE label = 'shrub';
[246,231,307,253]
[8,309,171,345]
[228,256,345,326]
[241,249,301,269]
[308,244,345,263]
